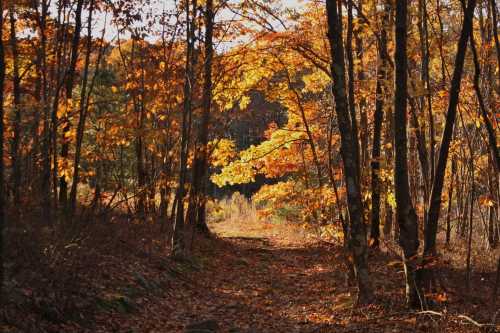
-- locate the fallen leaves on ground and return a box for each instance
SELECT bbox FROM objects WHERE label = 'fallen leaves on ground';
[1,218,497,332]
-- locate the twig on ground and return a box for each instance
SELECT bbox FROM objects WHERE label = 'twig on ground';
[416,310,499,329]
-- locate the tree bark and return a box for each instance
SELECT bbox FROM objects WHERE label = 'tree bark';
[355,1,368,178]
[187,0,214,235]
[172,0,198,257]
[325,0,373,305]
[59,0,84,213]
[37,0,52,224]
[469,32,499,172]
[465,158,474,291]
[69,0,98,215]
[424,0,477,257]
[489,0,500,83]
[0,0,6,303]
[418,0,434,187]
[370,0,390,248]
[9,4,21,222]
[445,158,456,245]
[394,0,421,308]
[346,0,361,182]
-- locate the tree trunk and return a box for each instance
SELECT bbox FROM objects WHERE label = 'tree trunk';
[445,158,456,245]
[325,0,373,305]
[9,4,21,222]
[0,0,6,302]
[370,0,390,248]
[465,158,474,291]
[487,162,499,248]
[69,0,96,216]
[489,0,500,83]
[493,256,500,308]
[418,0,434,187]
[59,0,84,213]
[355,1,368,178]
[172,0,198,258]
[37,0,52,225]
[424,0,477,257]
[346,0,361,182]
[469,32,500,172]
[187,0,214,235]
[394,0,421,308]
[384,91,395,240]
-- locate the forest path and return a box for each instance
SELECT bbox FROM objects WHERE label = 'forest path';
[192,218,347,332]
[104,218,417,333]
[93,218,486,333]
[95,218,364,333]
[174,218,357,333]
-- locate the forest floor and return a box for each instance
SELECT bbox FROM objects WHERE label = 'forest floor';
[1,215,499,332]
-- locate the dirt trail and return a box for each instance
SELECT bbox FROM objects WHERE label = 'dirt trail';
[91,219,488,333]
[2,217,494,332]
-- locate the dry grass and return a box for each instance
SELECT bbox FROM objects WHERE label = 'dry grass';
[207,193,310,247]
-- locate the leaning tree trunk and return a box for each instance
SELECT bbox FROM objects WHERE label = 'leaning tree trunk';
[325,0,373,305]
[424,0,476,257]
[394,0,421,308]
[469,32,499,172]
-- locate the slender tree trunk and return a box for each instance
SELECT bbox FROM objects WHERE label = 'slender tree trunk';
[325,0,373,305]
[187,0,214,235]
[469,32,500,172]
[424,0,477,257]
[9,4,21,222]
[59,0,84,213]
[36,0,52,224]
[408,101,429,205]
[394,0,421,308]
[436,0,448,86]
[418,0,434,187]
[355,1,368,177]
[286,76,323,187]
[137,44,148,217]
[370,0,390,248]
[168,193,178,235]
[0,0,6,302]
[384,90,395,240]
[346,0,361,182]
[493,256,500,307]
[487,162,499,248]
[445,158,456,245]
[459,168,470,238]
[489,0,500,83]
[69,0,96,216]
[172,0,197,257]
[301,144,311,189]
[465,158,474,291]
[370,75,384,248]
[50,5,69,214]
[327,122,346,234]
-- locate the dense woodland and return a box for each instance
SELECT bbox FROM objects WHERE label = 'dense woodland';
[0,0,499,331]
